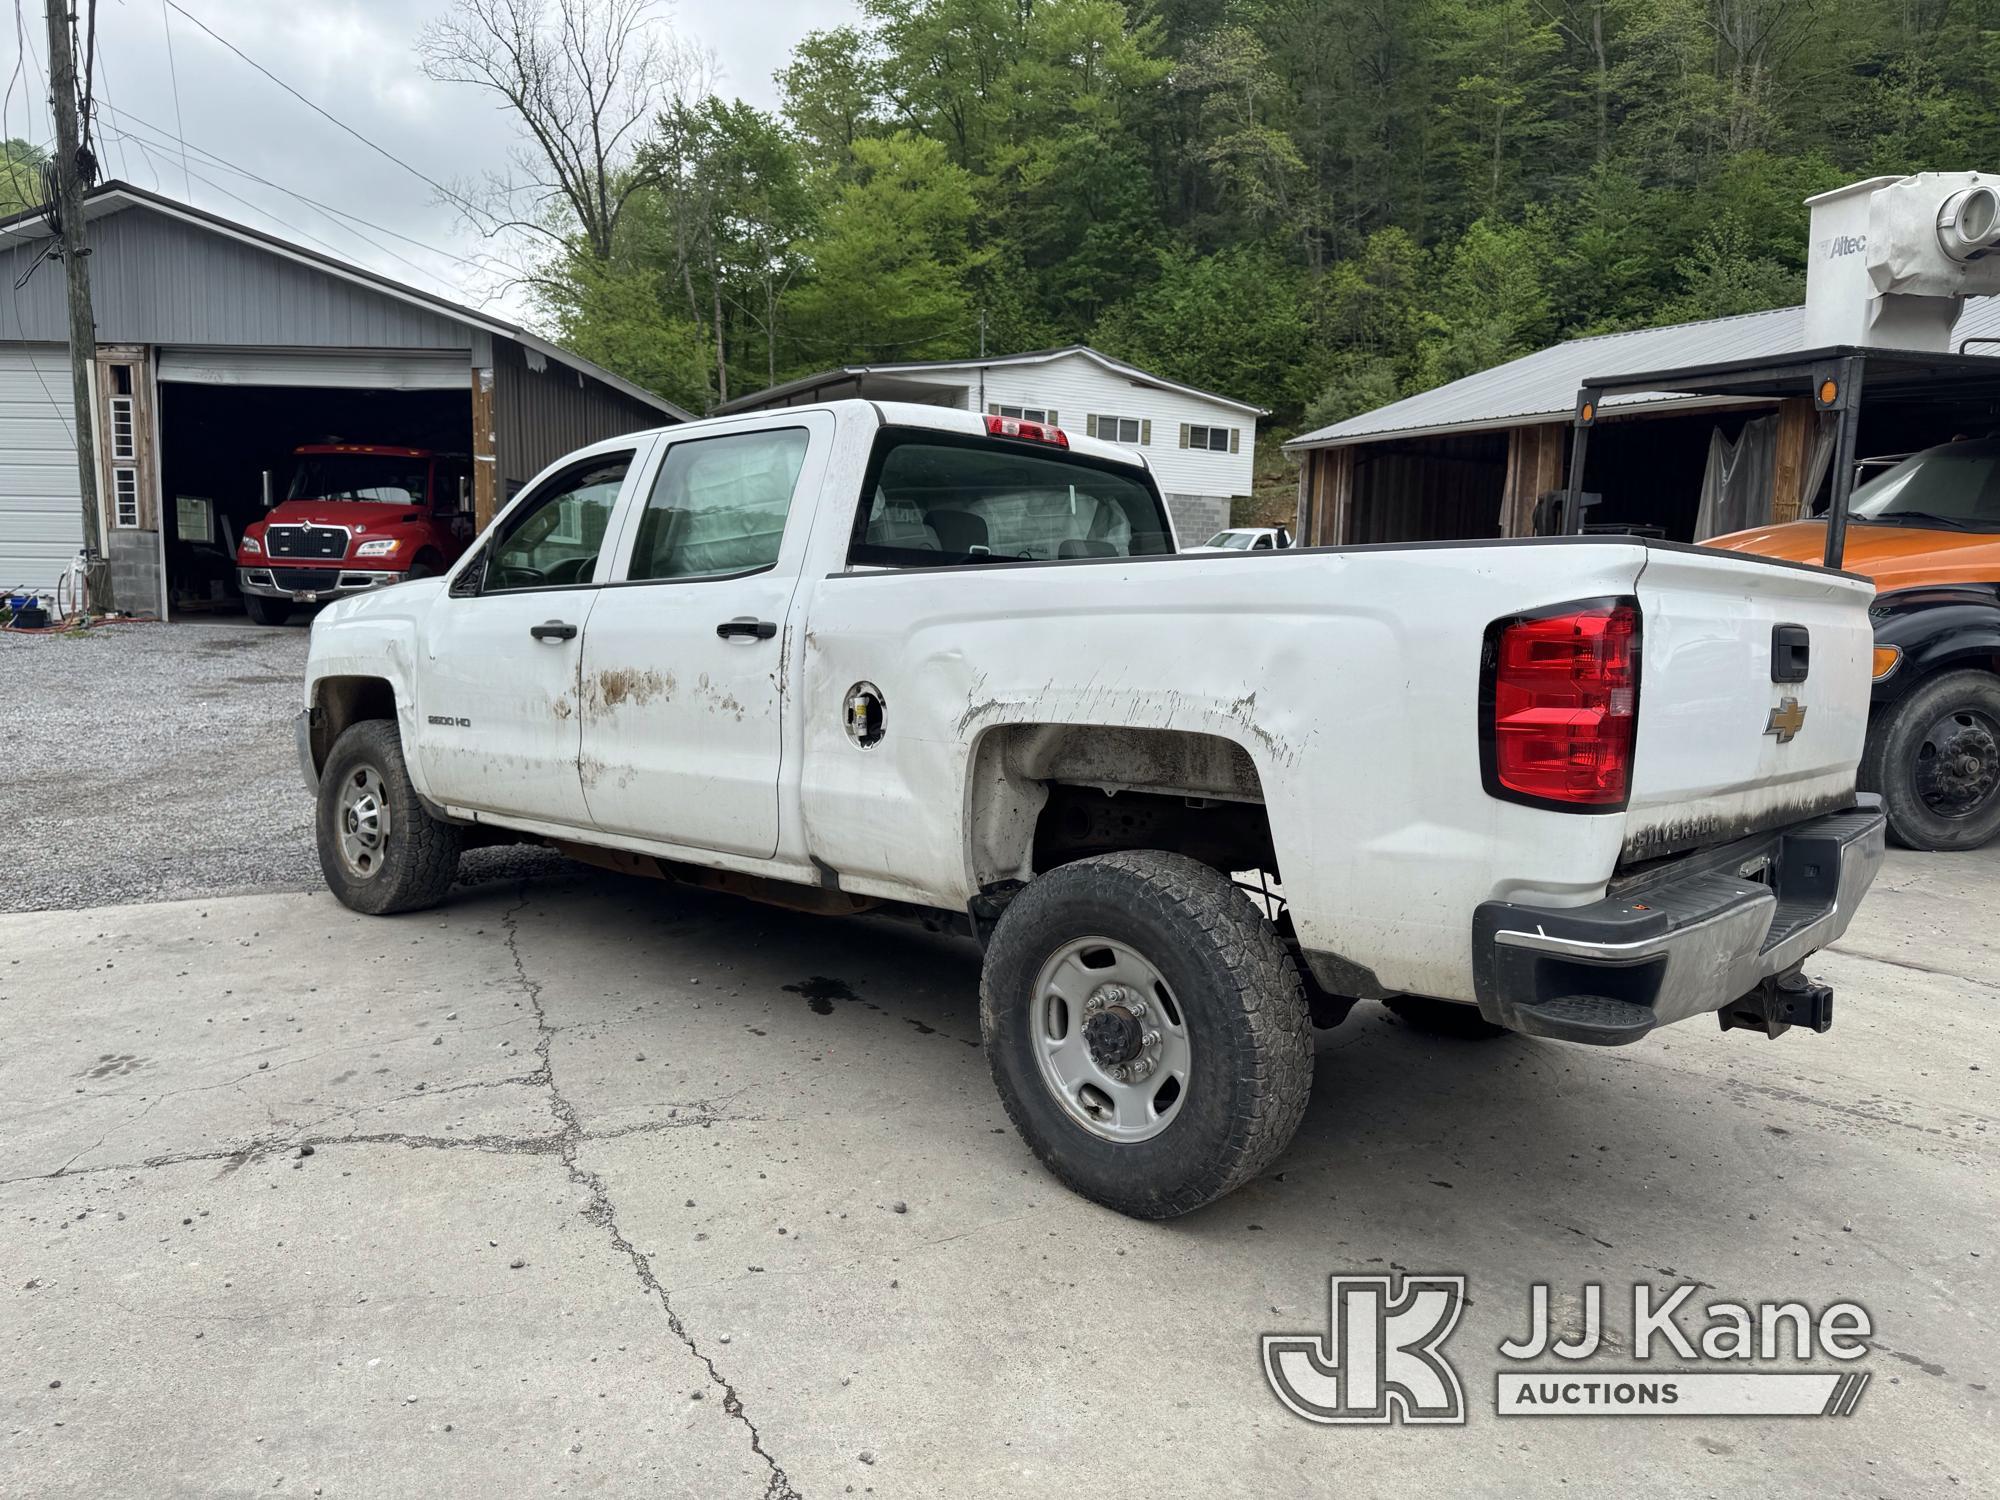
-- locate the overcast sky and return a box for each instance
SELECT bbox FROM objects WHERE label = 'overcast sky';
[2,0,856,321]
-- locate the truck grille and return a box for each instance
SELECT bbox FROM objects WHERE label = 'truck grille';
[271,568,342,591]
[265,525,347,559]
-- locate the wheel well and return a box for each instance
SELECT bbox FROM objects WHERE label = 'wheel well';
[966,724,1276,886]
[309,675,398,775]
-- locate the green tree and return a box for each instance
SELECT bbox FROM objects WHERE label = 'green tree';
[782,133,983,365]
[0,139,46,217]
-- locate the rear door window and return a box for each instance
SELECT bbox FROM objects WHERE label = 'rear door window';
[849,431,1174,568]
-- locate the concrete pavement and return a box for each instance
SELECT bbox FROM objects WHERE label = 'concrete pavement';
[2,852,1994,1497]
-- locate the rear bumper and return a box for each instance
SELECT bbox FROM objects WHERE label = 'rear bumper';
[241,566,400,602]
[1472,801,1886,1045]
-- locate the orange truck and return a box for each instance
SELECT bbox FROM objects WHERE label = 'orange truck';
[1707,438,2000,850]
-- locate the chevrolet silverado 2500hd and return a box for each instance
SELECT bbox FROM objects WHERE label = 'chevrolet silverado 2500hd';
[295,401,1887,1218]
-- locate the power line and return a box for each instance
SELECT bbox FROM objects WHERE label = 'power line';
[158,0,191,197]
[94,102,548,302]
[161,0,475,221]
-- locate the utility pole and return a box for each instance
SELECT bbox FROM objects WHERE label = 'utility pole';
[44,1,109,612]
[978,307,986,359]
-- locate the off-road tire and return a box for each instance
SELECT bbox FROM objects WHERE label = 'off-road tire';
[980,851,1314,1219]
[1861,669,2000,851]
[316,719,464,915]
[1383,995,1510,1039]
[244,594,290,626]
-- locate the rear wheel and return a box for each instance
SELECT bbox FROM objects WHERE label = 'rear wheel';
[1863,669,2000,851]
[980,851,1313,1219]
[316,720,464,914]
[244,594,290,626]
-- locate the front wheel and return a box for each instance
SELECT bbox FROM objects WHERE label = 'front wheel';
[244,594,290,626]
[1862,670,2000,851]
[980,851,1313,1219]
[315,720,464,914]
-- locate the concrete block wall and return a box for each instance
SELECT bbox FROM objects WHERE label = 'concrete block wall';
[104,530,164,617]
[1164,492,1230,546]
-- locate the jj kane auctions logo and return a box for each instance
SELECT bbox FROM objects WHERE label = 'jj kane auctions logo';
[1263,1276,1872,1424]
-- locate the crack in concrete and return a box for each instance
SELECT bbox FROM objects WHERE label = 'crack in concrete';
[500,886,800,1500]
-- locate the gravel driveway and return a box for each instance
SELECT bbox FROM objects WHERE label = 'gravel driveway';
[0,619,555,912]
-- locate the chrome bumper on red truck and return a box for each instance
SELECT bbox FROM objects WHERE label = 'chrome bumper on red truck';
[1471,800,1886,1045]
[241,566,400,602]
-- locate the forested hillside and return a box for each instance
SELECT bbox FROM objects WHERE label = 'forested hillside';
[487,1,2000,428]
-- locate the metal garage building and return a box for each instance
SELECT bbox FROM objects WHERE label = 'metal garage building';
[1287,297,2000,547]
[0,182,687,616]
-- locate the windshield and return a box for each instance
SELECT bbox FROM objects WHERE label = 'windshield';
[286,454,430,506]
[1207,531,1254,549]
[1849,439,2000,531]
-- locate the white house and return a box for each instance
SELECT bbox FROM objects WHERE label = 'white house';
[712,345,1267,543]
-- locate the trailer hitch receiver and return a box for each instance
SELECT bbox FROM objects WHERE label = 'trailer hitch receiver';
[1718,969,1833,1039]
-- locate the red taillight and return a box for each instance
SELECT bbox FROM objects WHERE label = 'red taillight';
[984,414,1069,448]
[1484,599,1640,808]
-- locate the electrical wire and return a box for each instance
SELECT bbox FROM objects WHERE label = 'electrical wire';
[94,100,537,288]
[159,0,191,197]
[161,0,481,224]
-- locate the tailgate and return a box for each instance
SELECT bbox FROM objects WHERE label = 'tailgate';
[1622,547,1876,864]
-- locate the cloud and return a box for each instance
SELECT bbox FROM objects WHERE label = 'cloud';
[37,0,854,320]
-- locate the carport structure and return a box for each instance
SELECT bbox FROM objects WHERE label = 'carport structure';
[0,182,687,616]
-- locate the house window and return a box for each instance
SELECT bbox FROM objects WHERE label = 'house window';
[1184,424,1235,453]
[112,467,140,528]
[991,402,1056,425]
[1091,415,1145,445]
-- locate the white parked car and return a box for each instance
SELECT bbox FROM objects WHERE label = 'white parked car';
[1185,526,1291,552]
[296,402,1886,1217]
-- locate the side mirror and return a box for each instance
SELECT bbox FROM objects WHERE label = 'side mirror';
[459,475,474,515]
[260,470,274,508]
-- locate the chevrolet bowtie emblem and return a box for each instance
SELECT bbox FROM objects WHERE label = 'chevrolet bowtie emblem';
[1765,697,1808,744]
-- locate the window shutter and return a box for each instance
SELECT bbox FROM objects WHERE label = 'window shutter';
[1139,419,1151,446]
[1229,428,1240,454]
[1086,414,1100,439]
[1178,423,1190,449]
[1047,409,1058,427]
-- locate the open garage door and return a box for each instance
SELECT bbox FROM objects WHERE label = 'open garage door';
[158,347,470,390]
[0,345,81,595]
[153,380,471,616]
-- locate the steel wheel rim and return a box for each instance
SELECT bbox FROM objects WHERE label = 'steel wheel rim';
[1913,707,2000,819]
[1030,936,1192,1144]
[336,764,392,879]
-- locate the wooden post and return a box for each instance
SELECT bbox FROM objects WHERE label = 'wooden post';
[471,362,498,533]
[1500,423,1566,537]
[46,0,110,609]
[1769,397,1817,524]
[1323,446,1355,545]
[1294,455,1312,544]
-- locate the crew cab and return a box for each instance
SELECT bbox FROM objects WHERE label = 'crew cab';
[239,444,476,624]
[295,402,1886,1218]
[1711,437,2000,850]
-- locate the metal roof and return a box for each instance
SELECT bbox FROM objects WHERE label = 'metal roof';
[0,182,692,422]
[1285,297,2000,451]
[712,343,1270,417]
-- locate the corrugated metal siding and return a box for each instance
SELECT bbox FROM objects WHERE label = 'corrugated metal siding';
[1292,296,2000,450]
[0,206,472,348]
[491,337,670,495]
[1347,432,1507,543]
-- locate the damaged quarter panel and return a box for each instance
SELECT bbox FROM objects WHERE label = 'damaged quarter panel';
[797,541,1654,1000]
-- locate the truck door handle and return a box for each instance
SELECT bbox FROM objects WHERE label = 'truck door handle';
[716,618,778,641]
[529,620,578,641]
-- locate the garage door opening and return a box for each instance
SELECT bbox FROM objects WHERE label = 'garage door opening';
[157,382,472,615]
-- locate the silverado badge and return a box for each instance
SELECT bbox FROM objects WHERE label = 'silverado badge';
[1765,697,1807,744]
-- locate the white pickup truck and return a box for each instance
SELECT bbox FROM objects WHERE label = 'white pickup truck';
[297,401,1886,1218]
